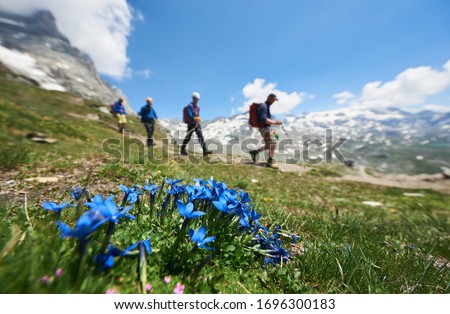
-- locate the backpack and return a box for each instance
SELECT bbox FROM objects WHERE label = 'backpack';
[140,106,149,122]
[183,105,189,124]
[249,103,263,128]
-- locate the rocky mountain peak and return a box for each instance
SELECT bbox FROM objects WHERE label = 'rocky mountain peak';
[0,10,68,41]
[0,9,134,114]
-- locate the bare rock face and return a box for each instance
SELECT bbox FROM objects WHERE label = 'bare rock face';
[0,10,135,114]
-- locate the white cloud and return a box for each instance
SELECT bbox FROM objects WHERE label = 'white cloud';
[123,67,152,80]
[332,91,354,105]
[1,0,136,79]
[422,104,450,112]
[238,78,307,114]
[133,8,145,22]
[338,60,450,109]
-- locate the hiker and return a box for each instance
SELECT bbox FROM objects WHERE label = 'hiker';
[139,97,158,147]
[180,92,212,156]
[112,98,127,133]
[249,93,283,167]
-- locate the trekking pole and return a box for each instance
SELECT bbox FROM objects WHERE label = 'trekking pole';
[185,124,198,137]
[281,125,289,137]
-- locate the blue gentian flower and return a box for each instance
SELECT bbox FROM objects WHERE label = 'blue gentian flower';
[177,200,205,220]
[165,178,183,186]
[119,184,141,204]
[212,194,237,214]
[95,244,125,271]
[123,238,152,255]
[239,215,251,229]
[85,194,113,210]
[42,201,70,214]
[200,186,213,200]
[189,226,216,250]
[57,210,107,240]
[143,183,159,195]
[167,184,187,196]
[239,190,252,204]
[186,185,204,201]
[86,195,135,223]
[194,178,206,186]
[101,201,135,223]
[248,209,262,224]
[71,186,84,201]
[255,229,290,264]
[290,233,300,243]
[207,179,228,197]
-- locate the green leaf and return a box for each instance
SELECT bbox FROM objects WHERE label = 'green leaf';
[0,224,22,262]
[225,245,236,252]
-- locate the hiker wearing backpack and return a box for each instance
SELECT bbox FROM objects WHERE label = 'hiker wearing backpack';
[248,93,283,167]
[138,97,158,147]
[180,92,212,156]
[112,98,127,133]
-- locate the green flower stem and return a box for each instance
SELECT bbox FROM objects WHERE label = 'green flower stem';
[100,222,115,254]
[76,238,91,290]
[192,255,211,278]
[75,199,84,219]
[121,193,129,208]
[138,243,147,294]
[160,194,171,225]
[155,181,165,203]
[171,219,189,253]
[149,197,155,227]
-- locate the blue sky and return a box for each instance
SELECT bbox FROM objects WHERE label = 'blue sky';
[2,0,450,119]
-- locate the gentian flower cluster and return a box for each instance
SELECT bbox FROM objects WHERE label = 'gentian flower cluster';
[41,177,297,292]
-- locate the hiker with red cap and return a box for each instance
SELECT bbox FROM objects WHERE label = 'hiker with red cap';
[139,97,158,147]
[248,93,283,167]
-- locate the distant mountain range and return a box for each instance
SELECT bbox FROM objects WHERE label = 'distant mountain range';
[0,10,134,113]
[159,107,450,174]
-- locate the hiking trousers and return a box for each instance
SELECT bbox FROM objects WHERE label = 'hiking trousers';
[181,123,206,151]
[143,120,155,146]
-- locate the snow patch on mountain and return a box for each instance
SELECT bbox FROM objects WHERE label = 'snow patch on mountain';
[0,45,65,91]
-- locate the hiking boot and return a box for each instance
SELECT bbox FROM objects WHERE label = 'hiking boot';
[203,150,212,156]
[180,150,188,156]
[266,157,275,167]
[249,150,258,163]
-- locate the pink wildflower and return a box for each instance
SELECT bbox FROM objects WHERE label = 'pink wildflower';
[106,288,117,294]
[146,284,152,292]
[55,268,63,277]
[173,282,185,294]
[164,276,171,284]
[40,275,50,284]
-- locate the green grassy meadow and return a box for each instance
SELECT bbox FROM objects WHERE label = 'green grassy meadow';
[0,70,448,294]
